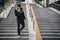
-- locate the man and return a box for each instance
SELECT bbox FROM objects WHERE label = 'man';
[15,4,26,36]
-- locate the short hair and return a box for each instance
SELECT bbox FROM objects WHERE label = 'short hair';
[17,4,21,7]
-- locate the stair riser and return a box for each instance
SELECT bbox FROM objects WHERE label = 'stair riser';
[0,31,28,33]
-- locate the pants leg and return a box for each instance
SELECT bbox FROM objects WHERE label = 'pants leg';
[17,22,20,35]
[20,21,25,31]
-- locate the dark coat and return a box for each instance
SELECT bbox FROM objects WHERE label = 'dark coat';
[15,8,26,23]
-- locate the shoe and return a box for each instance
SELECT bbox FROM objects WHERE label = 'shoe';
[18,33,20,35]
[18,36,21,38]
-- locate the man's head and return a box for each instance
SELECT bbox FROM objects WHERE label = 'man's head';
[16,4,22,12]
[17,4,21,8]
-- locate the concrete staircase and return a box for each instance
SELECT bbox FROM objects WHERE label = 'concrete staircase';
[31,4,60,40]
[0,3,29,40]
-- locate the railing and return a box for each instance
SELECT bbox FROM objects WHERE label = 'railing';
[51,2,60,10]
[48,1,60,6]
[53,3,60,6]
[30,6,42,40]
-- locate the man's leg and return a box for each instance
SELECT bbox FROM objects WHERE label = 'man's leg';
[20,21,25,31]
[17,22,20,35]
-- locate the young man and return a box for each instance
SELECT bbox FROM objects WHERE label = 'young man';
[15,4,26,36]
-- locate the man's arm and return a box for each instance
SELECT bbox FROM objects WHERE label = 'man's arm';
[15,10,18,16]
[22,11,26,19]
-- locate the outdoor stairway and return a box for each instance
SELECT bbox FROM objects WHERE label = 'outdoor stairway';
[31,4,60,40]
[0,3,29,40]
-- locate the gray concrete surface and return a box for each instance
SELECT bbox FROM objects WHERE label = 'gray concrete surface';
[31,4,60,40]
[0,3,29,40]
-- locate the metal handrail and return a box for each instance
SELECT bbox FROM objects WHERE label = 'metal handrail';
[30,6,42,40]
[48,1,60,6]
[53,3,60,6]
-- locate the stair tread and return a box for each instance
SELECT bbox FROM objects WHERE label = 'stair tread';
[0,36,29,39]
[42,36,60,38]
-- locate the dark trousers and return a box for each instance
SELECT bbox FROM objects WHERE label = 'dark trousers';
[17,20,25,35]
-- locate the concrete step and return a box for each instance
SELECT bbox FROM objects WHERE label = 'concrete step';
[0,19,27,22]
[0,36,29,39]
[0,22,28,25]
[0,26,28,30]
[41,33,60,36]
[0,23,28,25]
[0,24,27,27]
[0,21,27,24]
[37,20,60,23]
[38,24,60,26]
[0,19,28,25]
[39,27,60,30]
[0,30,28,33]
[42,36,60,38]
[0,38,29,40]
[42,38,60,40]
[0,33,29,36]
[40,30,60,33]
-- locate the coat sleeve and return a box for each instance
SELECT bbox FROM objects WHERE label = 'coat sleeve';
[22,11,26,19]
[15,9,18,16]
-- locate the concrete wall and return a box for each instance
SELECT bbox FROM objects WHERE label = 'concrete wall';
[0,0,16,18]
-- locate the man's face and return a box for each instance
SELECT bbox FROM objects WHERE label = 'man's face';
[17,6,20,10]
[16,6,21,12]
